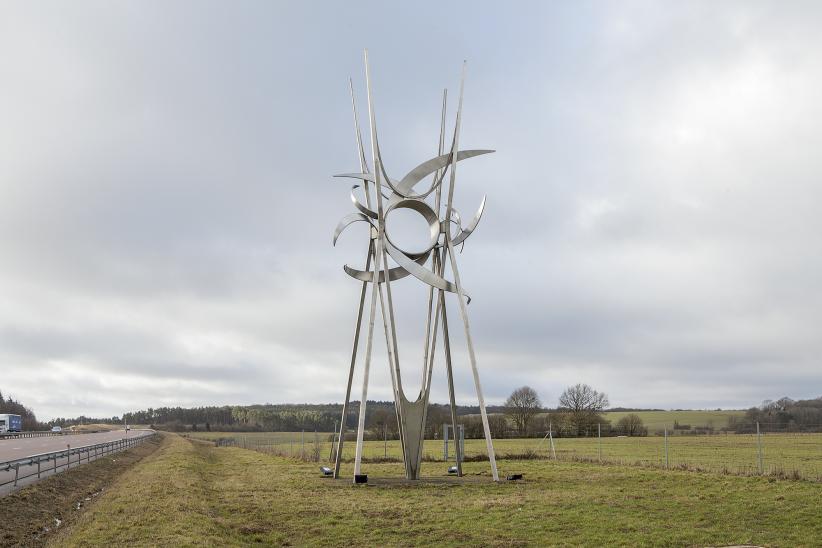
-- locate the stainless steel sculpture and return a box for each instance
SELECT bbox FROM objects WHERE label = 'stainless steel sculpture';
[332,51,499,481]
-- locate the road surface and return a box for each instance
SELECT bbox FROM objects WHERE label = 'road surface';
[0,430,154,495]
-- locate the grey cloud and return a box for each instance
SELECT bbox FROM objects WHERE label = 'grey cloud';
[1,1,821,419]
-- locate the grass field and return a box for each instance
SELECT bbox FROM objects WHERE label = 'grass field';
[183,431,329,443]
[600,410,745,432]
[186,431,822,481]
[69,423,126,432]
[52,433,822,546]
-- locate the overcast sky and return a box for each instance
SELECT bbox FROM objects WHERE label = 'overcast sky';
[2,2,821,420]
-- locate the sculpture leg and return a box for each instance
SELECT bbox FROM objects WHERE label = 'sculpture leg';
[353,237,383,477]
[440,293,462,476]
[376,281,406,467]
[334,241,373,478]
[445,237,499,481]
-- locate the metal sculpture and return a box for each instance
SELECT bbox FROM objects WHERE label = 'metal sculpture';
[332,51,499,481]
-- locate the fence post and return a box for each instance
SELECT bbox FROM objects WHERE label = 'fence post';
[67,445,71,469]
[14,463,19,486]
[459,424,464,464]
[664,428,669,469]
[549,421,556,460]
[756,421,764,475]
[383,425,387,459]
[37,459,41,478]
[330,420,337,462]
[598,423,602,462]
[443,423,449,460]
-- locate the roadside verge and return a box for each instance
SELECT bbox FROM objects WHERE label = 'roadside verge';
[0,432,164,546]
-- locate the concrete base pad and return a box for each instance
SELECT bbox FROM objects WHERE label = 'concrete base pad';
[328,475,511,487]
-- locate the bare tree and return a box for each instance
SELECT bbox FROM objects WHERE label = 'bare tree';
[616,414,647,436]
[505,386,542,436]
[369,407,397,440]
[489,414,509,439]
[558,384,609,436]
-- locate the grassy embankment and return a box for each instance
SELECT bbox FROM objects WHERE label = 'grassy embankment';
[0,433,162,546]
[187,430,822,480]
[54,432,822,546]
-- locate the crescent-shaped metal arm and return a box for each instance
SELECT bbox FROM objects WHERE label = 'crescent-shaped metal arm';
[452,195,486,246]
[334,172,402,189]
[383,238,470,302]
[333,149,494,199]
[343,251,429,283]
[373,135,411,199]
[350,185,378,219]
[333,212,374,246]
[396,149,494,197]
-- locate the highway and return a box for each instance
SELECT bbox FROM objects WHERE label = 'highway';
[0,430,154,495]
[0,430,149,462]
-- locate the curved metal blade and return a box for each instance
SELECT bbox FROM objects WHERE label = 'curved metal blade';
[383,238,469,301]
[332,212,373,246]
[397,149,494,197]
[452,195,486,246]
[333,149,493,199]
[343,251,429,283]
[350,185,378,219]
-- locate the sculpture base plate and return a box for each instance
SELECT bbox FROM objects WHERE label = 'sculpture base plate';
[330,475,509,487]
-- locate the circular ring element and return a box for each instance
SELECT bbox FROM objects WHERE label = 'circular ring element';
[384,199,440,258]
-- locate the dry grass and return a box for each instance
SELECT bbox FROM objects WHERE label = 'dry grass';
[0,434,162,546]
[68,423,124,433]
[53,433,822,546]
[189,431,822,481]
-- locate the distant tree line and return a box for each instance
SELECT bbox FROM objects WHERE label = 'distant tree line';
[0,390,46,430]
[31,387,822,439]
[728,396,822,433]
[48,415,123,428]
[67,402,502,436]
[46,385,642,439]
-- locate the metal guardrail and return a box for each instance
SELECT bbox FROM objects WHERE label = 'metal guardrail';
[0,430,86,440]
[0,431,157,490]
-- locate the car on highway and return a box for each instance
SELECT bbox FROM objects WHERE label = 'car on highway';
[0,414,22,433]
[51,426,63,433]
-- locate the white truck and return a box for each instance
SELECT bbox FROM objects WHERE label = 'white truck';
[0,414,22,433]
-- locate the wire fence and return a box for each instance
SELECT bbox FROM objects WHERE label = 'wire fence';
[524,430,822,480]
[188,425,822,482]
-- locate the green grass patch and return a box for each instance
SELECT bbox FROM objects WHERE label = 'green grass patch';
[188,431,822,480]
[54,433,822,546]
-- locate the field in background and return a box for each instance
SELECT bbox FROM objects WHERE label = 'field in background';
[52,433,822,546]
[459,409,745,433]
[69,423,126,433]
[182,431,330,443]
[187,431,822,480]
[601,410,745,432]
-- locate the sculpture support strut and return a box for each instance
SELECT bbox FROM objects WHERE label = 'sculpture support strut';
[333,51,499,481]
